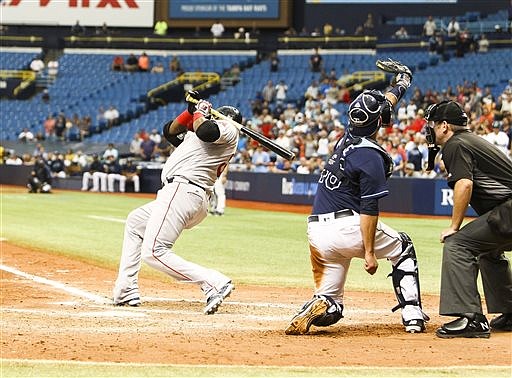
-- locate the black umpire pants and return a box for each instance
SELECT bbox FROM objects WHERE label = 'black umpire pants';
[440,211,512,316]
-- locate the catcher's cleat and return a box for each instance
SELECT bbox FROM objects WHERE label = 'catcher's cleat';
[114,297,141,307]
[204,282,234,315]
[403,319,426,333]
[436,313,490,339]
[285,297,328,335]
[490,313,512,332]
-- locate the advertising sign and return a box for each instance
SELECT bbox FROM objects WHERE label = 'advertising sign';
[1,0,154,27]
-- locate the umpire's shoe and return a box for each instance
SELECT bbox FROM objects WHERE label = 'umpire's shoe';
[436,313,490,339]
[285,296,328,335]
[204,282,234,315]
[490,313,512,332]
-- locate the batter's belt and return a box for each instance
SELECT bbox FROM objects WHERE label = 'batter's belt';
[307,209,354,223]
[166,176,205,191]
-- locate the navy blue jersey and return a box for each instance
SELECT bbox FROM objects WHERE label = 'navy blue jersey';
[312,137,390,215]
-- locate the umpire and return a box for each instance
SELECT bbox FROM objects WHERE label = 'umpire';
[424,100,512,338]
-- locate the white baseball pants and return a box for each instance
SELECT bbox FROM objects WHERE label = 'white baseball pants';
[113,179,231,304]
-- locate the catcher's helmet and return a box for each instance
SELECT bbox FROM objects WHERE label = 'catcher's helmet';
[348,90,386,137]
[217,105,242,124]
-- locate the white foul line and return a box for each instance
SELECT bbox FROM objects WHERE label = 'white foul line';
[1,264,389,315]
[0,264,110,304]
[86,215,126,223]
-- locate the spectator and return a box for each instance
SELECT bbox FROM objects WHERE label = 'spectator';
[140,134,155,161]
[18,127,34,143]
[251,145,271,172]
[42,115,55,141]
[423,15,437,38]
[169,55,181,72]
[5,152,22,165]
[138,52,150,72]
[111,55,124,71]
[124,54,138,72]
[95,22,109,36]
[47,60,59,77]
[485,121,510,156]
[403,162,422,177]
[323,22,333,36]
[41,88,50,103]
[29,56,45,73]
[275,80,288,104]
[154,19,168,36]
[446,17,460,38]
[121,159,141,193]
[149,129,162,145]
[103,143,119,161]
[394,26,409,39]
[153,138,172,162]
[54,113,66,141]
[104,106,120,128]
[478,34,490,53]
[310,47,323,73]
[151,62,164,74]
[210,20,225,37]
[262,80,275,103]
[363,13,375,35]
[129,132,142,157]
[305,80,320,100]
[269,51,280,72]
[71,20,85,36]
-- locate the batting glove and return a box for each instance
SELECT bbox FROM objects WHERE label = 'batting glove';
[187,90,202,115]
[194,100,212,118]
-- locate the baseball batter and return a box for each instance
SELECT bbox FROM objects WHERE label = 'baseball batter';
[286,60,429,335]
[113,92,240,315]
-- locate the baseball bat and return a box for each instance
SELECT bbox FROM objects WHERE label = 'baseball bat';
[185,94,296,161]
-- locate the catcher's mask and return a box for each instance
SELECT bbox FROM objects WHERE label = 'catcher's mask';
[348,90,386,137]
[217,105,242,124]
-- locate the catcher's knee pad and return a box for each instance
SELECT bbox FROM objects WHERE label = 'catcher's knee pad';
[311,295,344,327]
[388,232,423,313]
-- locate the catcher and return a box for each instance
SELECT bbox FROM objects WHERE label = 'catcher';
[285,59,429,335]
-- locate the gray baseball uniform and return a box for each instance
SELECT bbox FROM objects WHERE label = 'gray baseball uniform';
[113,118,238,307]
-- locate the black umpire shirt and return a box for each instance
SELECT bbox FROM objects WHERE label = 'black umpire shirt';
[442,129,512,215]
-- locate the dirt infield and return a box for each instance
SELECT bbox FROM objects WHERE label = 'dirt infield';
[2,241,511,369]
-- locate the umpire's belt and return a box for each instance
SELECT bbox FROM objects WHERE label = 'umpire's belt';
[307,209,354,223]
[166,176,205,192]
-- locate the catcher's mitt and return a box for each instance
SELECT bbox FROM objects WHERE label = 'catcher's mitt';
[376,58,412,80]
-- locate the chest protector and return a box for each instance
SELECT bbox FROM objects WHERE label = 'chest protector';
[328,136,393,187]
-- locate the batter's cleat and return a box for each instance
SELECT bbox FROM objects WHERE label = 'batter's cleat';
[490,313,512,332]
[285,297,328,335]
[436,313,490,339]
[114,297,141,307]
[204,282,234,315]
[403,319,426,333]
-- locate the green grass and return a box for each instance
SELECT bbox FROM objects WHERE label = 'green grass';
[1,189,452,293]
[2,189,500,294]
[2,360,510,378]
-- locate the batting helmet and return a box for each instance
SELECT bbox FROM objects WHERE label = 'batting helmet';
[217,105,242,124]
[348,90,386,137]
